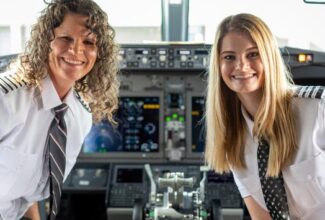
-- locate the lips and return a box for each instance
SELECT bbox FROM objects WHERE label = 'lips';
[232,74,256,79]
[62,57,84,65]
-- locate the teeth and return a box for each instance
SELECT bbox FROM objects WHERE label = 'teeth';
[233,74,254,79]
[63,58,83,65]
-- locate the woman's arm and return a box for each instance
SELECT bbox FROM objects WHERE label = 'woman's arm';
[244,196,272,220]
[23,202,41,220]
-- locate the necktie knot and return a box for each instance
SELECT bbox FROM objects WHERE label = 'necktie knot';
[53,103,68,120]
[258,138,268,147]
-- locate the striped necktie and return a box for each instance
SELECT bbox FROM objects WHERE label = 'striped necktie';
[257,139,290,220]
[47,103,68,220]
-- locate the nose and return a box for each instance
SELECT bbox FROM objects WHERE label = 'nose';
[235,57,249,71]
[69,40,84,54]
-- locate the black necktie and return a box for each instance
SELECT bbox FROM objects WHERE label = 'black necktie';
[47,103,68,220]
[257,139,290,220]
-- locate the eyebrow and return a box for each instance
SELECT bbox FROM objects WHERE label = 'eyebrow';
[246,46,258,51]
[55,27,95,36]
[86,31,95,38]
[220,50,235,55]
[220,46,258,55]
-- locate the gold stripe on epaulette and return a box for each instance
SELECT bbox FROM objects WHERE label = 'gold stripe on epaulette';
[8,73,26,87]
[74,91,91,113]
[0,77,13,93]
[0,73,27,94]
[0,81,9,93]
[295,86,325,99]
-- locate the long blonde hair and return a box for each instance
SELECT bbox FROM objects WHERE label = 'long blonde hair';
[205,13,297,176]
[16,0,119,123]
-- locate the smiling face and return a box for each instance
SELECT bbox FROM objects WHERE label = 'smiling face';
[48,13,98,98]
[219,31,265,100]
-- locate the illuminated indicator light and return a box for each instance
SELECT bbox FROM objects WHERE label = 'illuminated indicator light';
[298,54,313,63]
[143,104,160,109]
[200,210,208,217]
[306,54,313,62]
[179,116,184,122]
[179,50,191,55]
[172,113,178,119]
[298,54,307,63]
[192,111,200,116]
[166,117,171,122]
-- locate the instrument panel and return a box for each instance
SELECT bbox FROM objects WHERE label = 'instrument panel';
[2,43,325,220]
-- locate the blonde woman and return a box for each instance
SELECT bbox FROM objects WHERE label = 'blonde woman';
[205,13,325,220]
[0,0,119,219]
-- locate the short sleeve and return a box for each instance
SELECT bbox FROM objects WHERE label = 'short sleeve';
[231,170,251,198]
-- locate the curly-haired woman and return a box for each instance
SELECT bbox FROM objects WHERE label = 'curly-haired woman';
[0,0,119,219]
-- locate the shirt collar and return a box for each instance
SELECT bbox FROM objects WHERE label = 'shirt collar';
[38,75,78,117]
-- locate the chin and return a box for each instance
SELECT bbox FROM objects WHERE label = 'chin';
[241,88,261,94]
[65,71,85,81]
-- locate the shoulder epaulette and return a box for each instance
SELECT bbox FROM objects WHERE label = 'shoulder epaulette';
[0,72,27,94]
[74,91,91,113]
[295,86,325,99]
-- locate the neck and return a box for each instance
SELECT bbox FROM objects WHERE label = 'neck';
[48,72,73,101]
[58,89,70,100]
[237,90,263,120]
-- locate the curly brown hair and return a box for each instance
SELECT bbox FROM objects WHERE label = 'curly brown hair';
[17,0,119,123]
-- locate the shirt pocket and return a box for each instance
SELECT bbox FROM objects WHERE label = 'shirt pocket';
[283,153,325,217]
[0,147,38,200]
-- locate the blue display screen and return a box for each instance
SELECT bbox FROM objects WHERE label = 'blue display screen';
[83,96,160,153]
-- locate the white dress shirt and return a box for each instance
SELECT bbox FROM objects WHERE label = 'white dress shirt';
[232,87,325,220]
[0,71,92,220]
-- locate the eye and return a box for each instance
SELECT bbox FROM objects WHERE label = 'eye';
[247,51,259,59]
[58,36,73,42]
[84,39,95,45]
[223,54,236,61]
